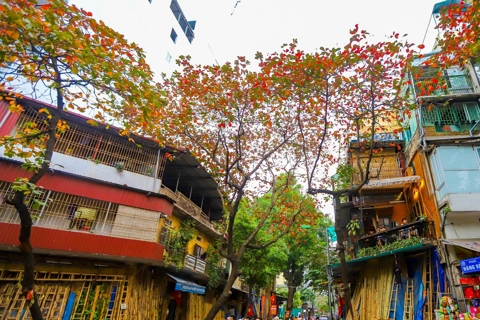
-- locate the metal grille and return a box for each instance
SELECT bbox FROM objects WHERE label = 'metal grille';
[413,67,474,97]
[422,107,437,125]
[13,109,165,178]
[438,108,456,124]
[422,102,480,126]
[465,102,480,121]
[0,182,159,241]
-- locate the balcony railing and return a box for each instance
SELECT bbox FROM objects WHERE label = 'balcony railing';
[184,254,207,273]
[353,219,436,259]
[353,167,403,185]
[159,185,178,201]
[13,110,165,178]
[413,74,475,97]
[174,190,220,234]
[0,181,160,243]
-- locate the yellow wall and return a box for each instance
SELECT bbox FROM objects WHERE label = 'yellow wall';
[391,203,408,225]
[411,152,441,238]
[170,215,182,229]
[187,230,213,255]
[169,215,214,255]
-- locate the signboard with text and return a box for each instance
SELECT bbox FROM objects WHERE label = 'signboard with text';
[460,257,480,274]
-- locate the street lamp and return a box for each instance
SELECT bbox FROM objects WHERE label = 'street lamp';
[301,226,334,320]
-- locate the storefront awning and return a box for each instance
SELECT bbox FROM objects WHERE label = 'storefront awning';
[362,175,421,190]
[442,239,480,253]
[168,274,206,295]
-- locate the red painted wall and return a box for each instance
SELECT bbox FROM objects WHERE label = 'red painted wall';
[0,162,173,214]
[0,100,20,136]
[0,222,165,262]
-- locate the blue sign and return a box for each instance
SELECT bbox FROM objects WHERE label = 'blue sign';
[168,274,206,294]
[460,257,480,275]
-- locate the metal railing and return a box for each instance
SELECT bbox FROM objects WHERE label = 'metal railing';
[0,181,160,242]
[13,110,166,178]
[353,220,436,258]
[414,74,475,97]
[184,254,207,273]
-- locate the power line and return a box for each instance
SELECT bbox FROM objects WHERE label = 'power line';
[231,0,241,16]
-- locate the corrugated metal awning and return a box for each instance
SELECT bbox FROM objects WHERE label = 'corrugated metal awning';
[442,239,480,253]
[362,176,421,190]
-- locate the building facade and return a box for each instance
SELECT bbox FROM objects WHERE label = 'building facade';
[331,135,443,320]
[0,96,232,320]
[402,48,480,314]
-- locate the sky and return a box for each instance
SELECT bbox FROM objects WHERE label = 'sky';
[184,0,441,65]
[71,0,443,70]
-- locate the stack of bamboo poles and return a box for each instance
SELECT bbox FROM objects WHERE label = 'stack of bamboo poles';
[186,291,225,320]
[125,266,168,320]
[347,258,396,320]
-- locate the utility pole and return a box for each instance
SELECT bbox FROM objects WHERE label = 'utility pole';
[325,227,334,320]
[301,225,334,319]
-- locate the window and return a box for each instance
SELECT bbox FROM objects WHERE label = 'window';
[170,28,177,43]
[422,102,480,125]
[430,150,445,190]
[193,244,203,257]
[166,51,172,63]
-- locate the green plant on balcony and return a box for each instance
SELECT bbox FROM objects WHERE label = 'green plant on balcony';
[356,236,422,259]
[164,220,196,268]
[205,245,224,288]
[115,162,124,172]
[346,220,361,236]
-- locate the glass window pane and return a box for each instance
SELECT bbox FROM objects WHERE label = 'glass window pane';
[439,147,478,170]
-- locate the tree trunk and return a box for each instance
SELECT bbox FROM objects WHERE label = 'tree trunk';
[263,280,272,320]
[286,281,296,312]
[7,192,44,320]
[203,262,240,320]
[334,196,353,320]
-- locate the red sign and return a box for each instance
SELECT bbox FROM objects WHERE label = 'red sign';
[270,305,277,315]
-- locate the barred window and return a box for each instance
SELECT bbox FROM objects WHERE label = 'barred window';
[12,108,166,178]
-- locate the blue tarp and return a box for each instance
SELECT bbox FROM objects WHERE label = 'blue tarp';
[433,249,446,294]
[168,273,206,294]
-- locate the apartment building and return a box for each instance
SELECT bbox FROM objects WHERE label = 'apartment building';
[0,96,231,320]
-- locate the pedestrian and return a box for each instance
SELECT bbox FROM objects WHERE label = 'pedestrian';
[273,317,280,320]
[400,218,410,239]
[227,314,234,320]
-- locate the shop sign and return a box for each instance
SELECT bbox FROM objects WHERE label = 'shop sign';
[270,305,277,315]
[460,257,480,274]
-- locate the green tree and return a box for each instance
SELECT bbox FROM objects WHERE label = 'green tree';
[0,1,162,319]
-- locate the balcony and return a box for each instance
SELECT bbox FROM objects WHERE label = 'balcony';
[421,102,480,137]
[5,110,166,193]
[184,254,207,273]
[353,219,436,259]
[172,189,221,236]
[0,180,166,262]
[163,248,227,279]
[413,70,476,98]
[353,167,403,185]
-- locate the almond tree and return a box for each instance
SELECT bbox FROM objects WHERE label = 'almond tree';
[162,52,321,320]
[0,1,163,319]
[266,30,418,318]
[435,0,479,67]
